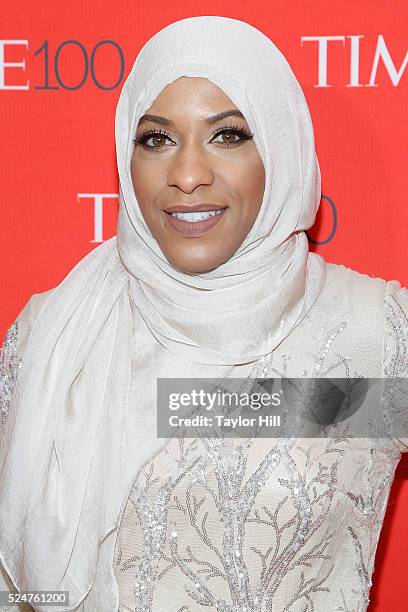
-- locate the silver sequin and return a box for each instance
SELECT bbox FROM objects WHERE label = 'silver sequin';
[0,322,22,426]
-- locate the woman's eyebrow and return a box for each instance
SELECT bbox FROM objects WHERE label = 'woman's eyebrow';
[138,109,245,127]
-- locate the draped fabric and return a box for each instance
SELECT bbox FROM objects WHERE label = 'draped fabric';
[0,16,326,611]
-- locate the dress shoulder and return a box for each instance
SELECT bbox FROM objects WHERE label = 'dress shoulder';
[324,262,386,324]
[382,279,408,452]
[0,289,54,428]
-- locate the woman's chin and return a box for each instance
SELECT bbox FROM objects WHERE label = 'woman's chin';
[164,251,228,274]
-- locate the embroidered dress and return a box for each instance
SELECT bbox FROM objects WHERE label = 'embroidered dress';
[1,266,408,611]
[111,264,408,612]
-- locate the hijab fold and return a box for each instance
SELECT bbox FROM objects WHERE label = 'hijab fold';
[0,16,326,610]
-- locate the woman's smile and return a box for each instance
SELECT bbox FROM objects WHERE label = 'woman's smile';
[161,203,228,237]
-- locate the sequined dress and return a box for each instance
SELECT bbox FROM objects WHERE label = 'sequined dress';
[1,262,408,612]
[112,263,408,612]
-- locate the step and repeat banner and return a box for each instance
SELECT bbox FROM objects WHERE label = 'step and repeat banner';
[1,1,407,609]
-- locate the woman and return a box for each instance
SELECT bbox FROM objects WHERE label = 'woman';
[0,15,407,612]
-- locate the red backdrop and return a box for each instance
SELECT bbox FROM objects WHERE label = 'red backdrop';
[1,2,407,609]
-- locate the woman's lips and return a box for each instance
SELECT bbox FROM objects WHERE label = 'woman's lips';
[162,208,227,237]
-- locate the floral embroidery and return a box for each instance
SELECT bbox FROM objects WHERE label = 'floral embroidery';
[383,285,408,378]
[0,322,22,427]
[113,278,408,611]
[382,284,408,447]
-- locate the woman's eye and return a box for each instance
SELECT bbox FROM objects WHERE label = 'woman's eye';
[212,130,240,145]
[140,133,173,149]
[210,128,252,147]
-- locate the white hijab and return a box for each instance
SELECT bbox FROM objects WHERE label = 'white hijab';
[0,15,326,610]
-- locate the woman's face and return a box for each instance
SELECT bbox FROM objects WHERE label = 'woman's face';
[131,76,265,274]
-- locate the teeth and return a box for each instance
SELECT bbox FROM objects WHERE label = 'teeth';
[170,209,224,222]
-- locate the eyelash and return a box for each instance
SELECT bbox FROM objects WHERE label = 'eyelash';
[132,123,253,151]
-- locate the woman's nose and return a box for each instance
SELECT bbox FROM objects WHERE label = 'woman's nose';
[166,142,214,193]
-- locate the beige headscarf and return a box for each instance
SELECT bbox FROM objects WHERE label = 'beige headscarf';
[0,15,325,610]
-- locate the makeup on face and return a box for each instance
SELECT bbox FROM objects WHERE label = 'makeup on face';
[130,76,265,273]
